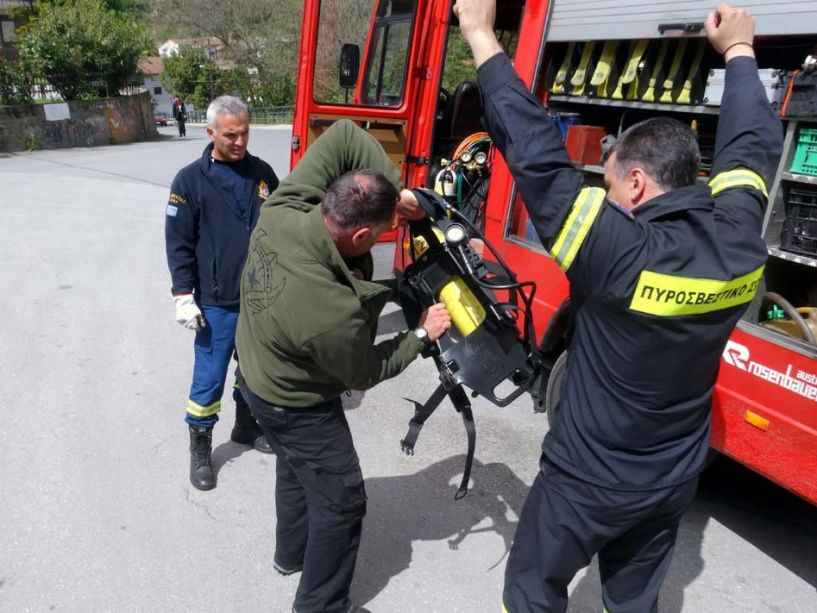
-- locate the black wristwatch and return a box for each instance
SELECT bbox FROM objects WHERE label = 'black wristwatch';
[413,326,431,345]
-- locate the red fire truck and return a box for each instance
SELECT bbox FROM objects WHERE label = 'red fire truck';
[290,0,817,505]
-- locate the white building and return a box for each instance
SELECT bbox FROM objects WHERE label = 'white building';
[137,57,173,117]
[158,38,225,61]
[158,40,180,58]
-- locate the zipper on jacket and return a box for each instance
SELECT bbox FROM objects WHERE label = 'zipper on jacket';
[212,259,219,299]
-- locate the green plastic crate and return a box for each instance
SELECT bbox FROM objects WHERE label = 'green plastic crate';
[790,128,817,176]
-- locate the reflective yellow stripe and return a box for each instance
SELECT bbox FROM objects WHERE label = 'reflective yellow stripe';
[186,399,221,418]
[550,187,606,271]
[630,265,764,316]
[502,606,509,613]
[709,168,768,199]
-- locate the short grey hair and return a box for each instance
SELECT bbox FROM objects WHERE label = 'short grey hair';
[206,95,249,127]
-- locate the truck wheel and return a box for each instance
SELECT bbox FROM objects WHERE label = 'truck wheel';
[544,350,568,424]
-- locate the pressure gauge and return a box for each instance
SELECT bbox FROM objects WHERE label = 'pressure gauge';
[459,151,473,163]
[444,223,467,245]
[474,151,488,165]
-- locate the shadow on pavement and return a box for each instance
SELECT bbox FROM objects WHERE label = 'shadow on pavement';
[343,390,367,411]
[351,456,529,607]
[697,457,817,584]
[158,133,207,143]
[211,439,256,472]
[566,456,817,612]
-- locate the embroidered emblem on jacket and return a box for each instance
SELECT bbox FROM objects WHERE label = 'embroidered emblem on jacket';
[258,180,270,201]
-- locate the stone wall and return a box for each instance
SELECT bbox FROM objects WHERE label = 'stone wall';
[0,92,158,152]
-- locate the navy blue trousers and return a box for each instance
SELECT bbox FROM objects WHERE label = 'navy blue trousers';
[503,456,698,613]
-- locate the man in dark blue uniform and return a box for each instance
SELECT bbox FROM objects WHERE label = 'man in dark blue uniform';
[453,2,783,611]
[165,95,279,490]
[172,95,187,138]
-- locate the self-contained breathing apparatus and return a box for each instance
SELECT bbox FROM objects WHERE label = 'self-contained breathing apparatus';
[397,134,542,499]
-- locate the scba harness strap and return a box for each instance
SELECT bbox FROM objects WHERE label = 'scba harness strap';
[398,188,539,499]
[400,382,476,500]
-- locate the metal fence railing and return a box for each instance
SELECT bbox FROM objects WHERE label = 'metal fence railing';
[1,72,147,105]
[186,105,293,125]
[251,105,294,124]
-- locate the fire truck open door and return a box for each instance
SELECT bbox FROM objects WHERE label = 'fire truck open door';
[291,0,452,243]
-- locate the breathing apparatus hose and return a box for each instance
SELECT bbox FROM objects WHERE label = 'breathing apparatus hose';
[412,188,537,352]
[401,189,541,498]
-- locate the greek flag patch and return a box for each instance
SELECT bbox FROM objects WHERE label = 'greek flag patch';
[166,204,178,217]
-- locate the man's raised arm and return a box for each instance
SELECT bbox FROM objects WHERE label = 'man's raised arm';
[263,119,402,213]
[455,0,584,248]
[706,4,783,228]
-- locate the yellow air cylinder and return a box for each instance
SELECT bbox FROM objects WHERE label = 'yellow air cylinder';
[437,276,486,337]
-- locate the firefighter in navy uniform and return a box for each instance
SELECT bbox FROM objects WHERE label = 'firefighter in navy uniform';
[165,95,279,491]
[452,2,783,612]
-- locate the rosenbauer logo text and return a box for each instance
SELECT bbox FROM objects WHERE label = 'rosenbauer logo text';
[722,340,817,402]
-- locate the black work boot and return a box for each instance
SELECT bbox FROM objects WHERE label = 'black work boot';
[188,425,216,490]
[231,403,274,453]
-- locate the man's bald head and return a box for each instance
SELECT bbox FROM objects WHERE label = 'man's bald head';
[322,169,399,229]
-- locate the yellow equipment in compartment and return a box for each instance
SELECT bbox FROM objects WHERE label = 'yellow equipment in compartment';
[551,38,707,105]
[412,227,445,258]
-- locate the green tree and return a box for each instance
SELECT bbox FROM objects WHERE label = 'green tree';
[214,66,252,101]
[254,54,295,107]
[19,0,150,100]
[149,0,302,107]
[441,30,477,93]
[161,46,216,110]
[150,0,281,65]
[102,0,149,14]
[0,57,35,105]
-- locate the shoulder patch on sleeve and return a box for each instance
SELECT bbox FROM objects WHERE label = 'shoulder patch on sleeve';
[166,204,178,217]
[168,193,186,205]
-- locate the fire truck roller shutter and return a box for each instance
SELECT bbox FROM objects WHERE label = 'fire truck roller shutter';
[545,0,817,41]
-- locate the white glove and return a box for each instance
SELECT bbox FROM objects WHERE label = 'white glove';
[173,294,206,332]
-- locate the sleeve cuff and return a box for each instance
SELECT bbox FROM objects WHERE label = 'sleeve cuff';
[725,55,759,82]
[477,52,515,99]
[406,331,425,353]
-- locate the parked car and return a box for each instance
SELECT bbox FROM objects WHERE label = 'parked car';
[154,113,168,127]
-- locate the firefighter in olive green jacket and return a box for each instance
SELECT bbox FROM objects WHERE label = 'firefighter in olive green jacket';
[236,119,450,613]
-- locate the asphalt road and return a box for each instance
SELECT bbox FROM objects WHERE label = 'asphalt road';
[0,125,815,613]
